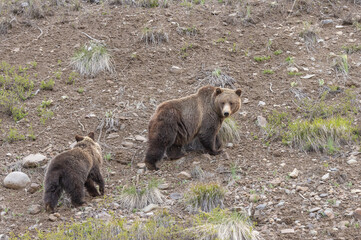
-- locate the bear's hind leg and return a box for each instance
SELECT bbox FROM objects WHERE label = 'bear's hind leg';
[43,180,63,212]
[85,178,99,197]
[62,177,86,207]
[166,145,185,160]
[90,165,105,196]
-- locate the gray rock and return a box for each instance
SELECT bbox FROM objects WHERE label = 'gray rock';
[28,204,42,215]
[321,19,333,26]
[96,212,112,221]
[353,208,361,220]
[347,158,357,165]
[256,203,267,210]
[319,193,328,198]
[137,163,146,169]
[48,214,58,222]
[324,208,334,219]
[142,204,159,213]
[281,229,295,234]
[170,193,183,200]
[0,234,9,240]
[121,141,133,148]
[28,183,40,194]
[321,173,330,180]
[22,153,47,168]
[309,207,321,213]
[137,169,144,174]
[276,200,285,207]
[249,194,260,202]
[338,220,349,229]
[270,178,281,187]
[21,2,29,7]
[256,116,268,128]
[158,183,169,190]
[289,168,299,178]
[3,172,30,189]
[135,135,147,142]
[177,171,191,180]
[107,133,119,139]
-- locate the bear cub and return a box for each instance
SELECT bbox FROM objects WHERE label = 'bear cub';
[144,85,242,170]
[43,132,104,212]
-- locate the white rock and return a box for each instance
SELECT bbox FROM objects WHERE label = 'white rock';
[243,98,249,104]
[0,234,9,240]
[258,101,266,106]
[121,141,134,148]
[137,163,146,169]
[324,208,334,219]
[281,228,295,234]
[257,116,268,128]
[347,158,357,165]
[107,133,119,139]
[158,183,169,190]
[321,173,330,180]
[22,153,47,168]
[289,168,299,178]
[287,67,298,72]
[301,74,315,79]
[28,204,42,215]
[177,171,191,180]
[3,172,30,189]
[135,135,147,142]
[142,204,159,213]
[309,207,321,212]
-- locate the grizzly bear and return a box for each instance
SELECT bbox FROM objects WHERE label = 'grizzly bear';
[43,132,104,212]
[144,85,242,170]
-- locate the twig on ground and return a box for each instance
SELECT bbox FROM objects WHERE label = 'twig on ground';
[77,119,85,132]
[81,31,100,42]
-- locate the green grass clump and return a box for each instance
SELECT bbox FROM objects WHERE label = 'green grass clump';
[263,110,290,141]
[198,69,236,88]
[262,69,274,74]
[219,117,241,144]
[7,128,25,142]
[273,50,283,55]
[190,208,262,240]
[0,61,34,121]
[40,79,54,90]
[332,54,349,77]
[119,179,164,210]
[342,45,361,54]
[71,40,113,77]
[285,116,357,153]
[185,183,225,213]
[141,27,169,46]
[253,56,270,62]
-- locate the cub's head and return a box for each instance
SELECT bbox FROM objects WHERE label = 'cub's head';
[75,132,103,165]
[214,87,242,118]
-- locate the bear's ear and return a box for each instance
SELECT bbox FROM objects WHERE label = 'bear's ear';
[75,135,84,142]
[88,132,95,140]
[235,89,242,96]
[215,87,223,96]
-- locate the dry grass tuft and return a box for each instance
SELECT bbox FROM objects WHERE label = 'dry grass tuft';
[141,27,169,45]
[71,40,113,77]
[219,117,241,145]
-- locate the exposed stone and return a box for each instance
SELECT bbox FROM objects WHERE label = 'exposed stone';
[0,234,9,240]
[324,208,334,219]
[249,194,260,202]
[281,228,295,234]
[121,141,134,148]
[22,153,47,168]
[309,207,321,213]
[321,173,330,180]
[137,163,146,169]
[28,204,42,215]
[256,116,267,128]
[96,212,112,221]
[270,178,281,187]
[296,186,309,192]
[28,183,40,194]
[289,168,299,178]
[3,172,31,189]
[48,214,58,222]
[338,220,349,230]
[142,204,159,213]
[135,135,147,142]
[347,158,357,165]
[177,171,191,180]
[353,208,361,220]
[137,169,144,174]
[170,193,183,200]
[107,133,119,139]
[158,183,169,190]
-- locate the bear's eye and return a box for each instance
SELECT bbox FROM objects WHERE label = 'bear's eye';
[222,102,225,105]
[230,103,233,106]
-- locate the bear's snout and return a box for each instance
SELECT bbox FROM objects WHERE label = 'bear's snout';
[222,103,231,117]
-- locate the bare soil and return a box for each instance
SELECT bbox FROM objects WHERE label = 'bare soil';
[1,0,361,239]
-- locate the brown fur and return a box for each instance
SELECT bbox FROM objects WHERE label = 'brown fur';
[144,85,242,170]
[43,132,104,212]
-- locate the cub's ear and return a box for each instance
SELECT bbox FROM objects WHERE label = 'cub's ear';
[235,89,242,96]
[88,132,95,140]
[215,87,223,96]
[75,135,84,142]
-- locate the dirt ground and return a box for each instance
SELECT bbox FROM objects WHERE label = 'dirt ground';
[0,0,361,239]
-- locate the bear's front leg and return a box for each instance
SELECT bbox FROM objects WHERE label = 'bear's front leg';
[199,132,222,155]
